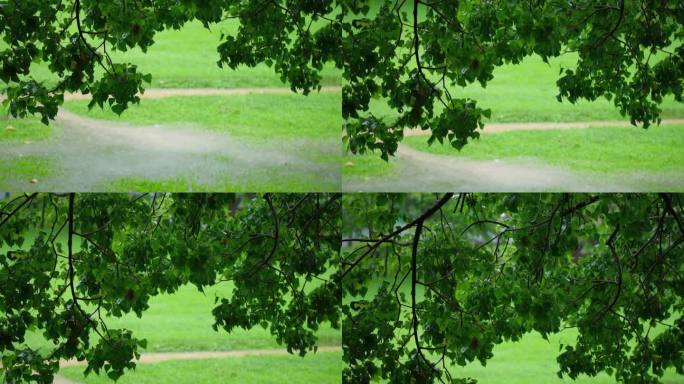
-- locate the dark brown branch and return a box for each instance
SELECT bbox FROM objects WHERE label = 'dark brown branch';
[0,193,38,228]
[246,194,280,277]
[340,193,454,279]
[660,193,684,237]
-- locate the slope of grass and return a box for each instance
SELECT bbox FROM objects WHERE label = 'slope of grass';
[59,352,343,384]
[26,21,341,89]
[62,92,340,141]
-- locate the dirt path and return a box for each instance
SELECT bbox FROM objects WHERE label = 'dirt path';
[60,346,342,368]
[344,144,684,192]
[0,86,341,102]
[1,109,339,191]
[61,86,341,100]
[54,346,341,384]
[404,118,684,136]
[53,376,77,384]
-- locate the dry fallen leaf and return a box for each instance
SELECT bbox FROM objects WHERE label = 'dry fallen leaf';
[30,179,38,184]
[4,125,16,132]
[344,161,355,167]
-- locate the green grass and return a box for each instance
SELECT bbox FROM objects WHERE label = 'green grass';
[0,106,55,142]
[62,92,340,141]
[344,125,684,179]
[24,285,340,353]
[365,54,684,123]
[345,54,684,181]
[27,283,342,383]
[404,125,684,173]
[26,21,341,89]
[59,352,343,384]
[343,153,394,180]
[103,168,341,193]
[349,279,682,383]
[452,330,682,384]
[0,155,53,185]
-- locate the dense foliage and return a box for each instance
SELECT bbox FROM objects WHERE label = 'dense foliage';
[0,0,341,123]
[342,193,684,383]
[343,0,684,159]
[0,193,341,383]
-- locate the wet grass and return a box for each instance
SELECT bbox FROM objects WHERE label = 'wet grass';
[0,106,55,142]
[342,154,395,182]
[104,169,340,193]
[59,352,343,384]
[1,155,53,187]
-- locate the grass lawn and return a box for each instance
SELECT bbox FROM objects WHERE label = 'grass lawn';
[344,53,684,183]
[343,152,395,180]
[102,167,341,193]
[24,284,341,353]
[25,21,340,89]
[453,330,682,384]
[26,284,342,383]
[344,125,684,179]
[0,106,55,142]
[404,125,684,173]
[1,155,53,185]
[364,54,684,123]
[346,280,682,383]
[62,92,340,141]
[59,352,343,384]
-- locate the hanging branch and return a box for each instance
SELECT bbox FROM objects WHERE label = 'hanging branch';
[340,193,454,279]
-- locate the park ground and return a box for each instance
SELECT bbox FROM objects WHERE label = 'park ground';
[23,285,343,384]
[0,21,341,192]
[343,54,684,192]
[40,282,683,384]
[348,280,683,384]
